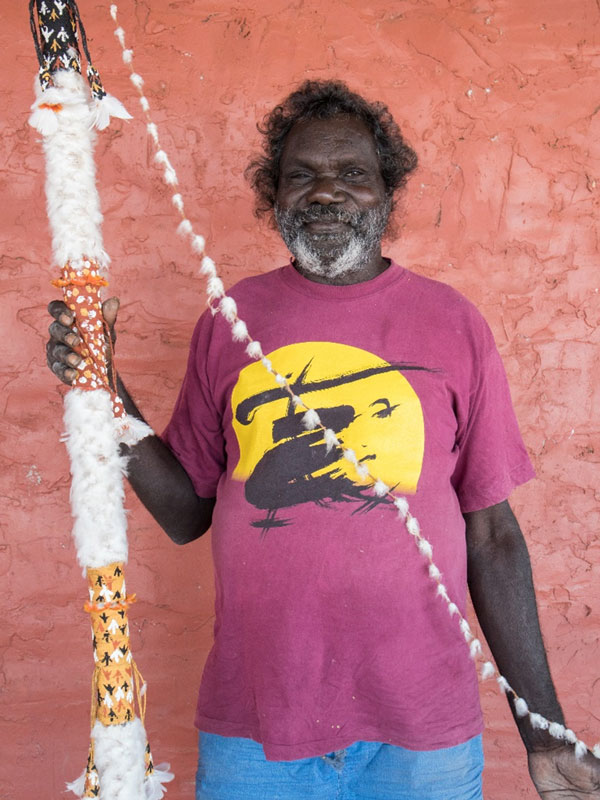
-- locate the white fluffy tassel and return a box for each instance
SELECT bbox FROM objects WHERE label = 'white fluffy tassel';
[373,479,389,497]
[417,538,433,559]
[29,103,61,135]
[65,769,86,798]
[207,276,225,301]
[29,83,68,135]
[231,320,249,342]
[200,256,216,277]
[191,234,205,254]
[145,763,175,800]
[115,414,154,446]
[355,462,369,479]
[302,409,321,430]
[529,713,549,730]
[177,219,193,237]
[91,93,132,131]
[246,341,263,359]
[343,448,358,465]
[394,497,409,519]
[575,740,588,760]
[514,697,529,717]
[481,661,495,680]
[405,516,420,537]
[324,428,339,453]
[565,729,578,745]
[219,296,237,322]
[469,638,482,659]
[548,722,566,740]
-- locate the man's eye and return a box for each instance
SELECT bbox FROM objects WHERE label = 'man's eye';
[287,172,312,182]
[343,169,366,180]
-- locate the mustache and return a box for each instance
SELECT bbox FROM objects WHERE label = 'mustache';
[286,205,363,227]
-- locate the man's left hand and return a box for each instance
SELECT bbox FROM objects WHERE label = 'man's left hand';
[529,746,600,797]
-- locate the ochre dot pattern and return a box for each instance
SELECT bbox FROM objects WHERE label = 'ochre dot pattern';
[52,259,124,418]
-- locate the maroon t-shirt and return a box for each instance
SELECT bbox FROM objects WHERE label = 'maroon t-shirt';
[163,262,535,761]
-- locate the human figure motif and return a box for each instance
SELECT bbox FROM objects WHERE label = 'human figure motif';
[47,80,600,799]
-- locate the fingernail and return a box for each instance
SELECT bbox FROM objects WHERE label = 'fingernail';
[66,334,80,346]
[68,354,82,367]
[59,313,73,326]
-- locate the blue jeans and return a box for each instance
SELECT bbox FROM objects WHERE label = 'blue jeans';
[196,732,484,799]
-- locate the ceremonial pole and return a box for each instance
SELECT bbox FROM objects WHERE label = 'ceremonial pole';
[28,1,173,796]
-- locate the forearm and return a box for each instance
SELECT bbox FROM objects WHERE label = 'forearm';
[465,501,564,752]
[117,375,215,544]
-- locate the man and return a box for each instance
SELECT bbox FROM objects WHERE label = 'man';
[48,80,600,799]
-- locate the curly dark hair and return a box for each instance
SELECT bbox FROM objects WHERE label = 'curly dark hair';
[246,79,418,218]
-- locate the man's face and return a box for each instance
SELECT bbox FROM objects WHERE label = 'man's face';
[274,115,391,281]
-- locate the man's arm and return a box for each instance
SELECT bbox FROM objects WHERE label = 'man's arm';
[465,500,600,796]
[116,375,215,544]
[47,298,215,545]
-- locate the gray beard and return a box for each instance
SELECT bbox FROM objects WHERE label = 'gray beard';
[274,200,391,280]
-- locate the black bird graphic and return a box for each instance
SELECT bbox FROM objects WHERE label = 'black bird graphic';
[370,398,401,418]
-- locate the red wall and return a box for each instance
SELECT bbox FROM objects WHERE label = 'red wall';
[1,1,599,797]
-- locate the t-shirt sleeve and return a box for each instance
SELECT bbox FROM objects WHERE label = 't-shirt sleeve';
[161,314,225,498]
[451,344,535,512]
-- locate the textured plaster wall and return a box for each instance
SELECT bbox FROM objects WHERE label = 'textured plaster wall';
[1,1,599,797]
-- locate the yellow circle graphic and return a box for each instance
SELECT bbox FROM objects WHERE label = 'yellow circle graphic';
[231,342,425,516]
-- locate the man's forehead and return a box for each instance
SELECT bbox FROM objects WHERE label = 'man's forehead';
[282,115,378,161]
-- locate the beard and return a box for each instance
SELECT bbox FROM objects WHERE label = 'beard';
[274,200,392,280]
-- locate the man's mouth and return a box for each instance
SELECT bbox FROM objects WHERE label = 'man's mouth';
[303,219,351,233]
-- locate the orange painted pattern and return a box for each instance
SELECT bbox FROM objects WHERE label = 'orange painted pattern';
[52,259,124,417]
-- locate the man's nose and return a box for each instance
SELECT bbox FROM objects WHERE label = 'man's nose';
[305,176,346,205]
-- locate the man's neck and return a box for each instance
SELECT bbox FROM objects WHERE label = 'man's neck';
[292,254,390,286]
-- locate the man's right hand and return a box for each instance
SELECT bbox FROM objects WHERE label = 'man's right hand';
[46,296,120,386]
[46,295,215,542]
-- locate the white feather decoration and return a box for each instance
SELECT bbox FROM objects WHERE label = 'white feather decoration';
[65,769,86,798]
[231,320,249,342]
[91,93,132,131]
[529,713,549,730]
[219,296,237,322]
[246,341,263,359]
[514,698,529,717]
[393,497,409,518]
[144,764,175,800]
[575,740,588,760]
[373,479,389,497]
[481,661,495,680]
[324,428,339,453]
[548,722,566,739]
[177,219,193,237]
[302,409,320,430]
[405,516,420,537]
